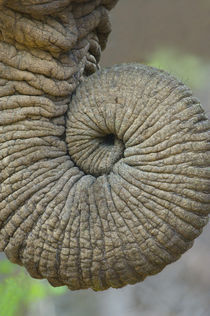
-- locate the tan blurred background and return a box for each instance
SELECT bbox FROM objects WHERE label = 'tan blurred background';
[102,0,210,65]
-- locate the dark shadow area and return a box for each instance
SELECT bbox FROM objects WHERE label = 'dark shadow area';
[100,133,115,146]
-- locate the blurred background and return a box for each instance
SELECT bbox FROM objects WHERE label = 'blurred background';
[1,0,210,315]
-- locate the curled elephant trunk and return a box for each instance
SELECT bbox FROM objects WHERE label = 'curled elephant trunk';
[0,0,209,291]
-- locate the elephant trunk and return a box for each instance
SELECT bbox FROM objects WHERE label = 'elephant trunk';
[0,0,209,291]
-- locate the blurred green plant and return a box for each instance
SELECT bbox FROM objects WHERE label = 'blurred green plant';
[148,48,208,89]
[0,259,67,316]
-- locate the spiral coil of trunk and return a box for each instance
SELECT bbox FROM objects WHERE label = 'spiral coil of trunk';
[0,0,209,291]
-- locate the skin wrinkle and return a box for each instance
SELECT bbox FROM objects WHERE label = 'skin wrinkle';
[88,182,106,288]
[118,71,157,140]
[106,177,153,275]
[2,176,56,256]
[110,173,176,263]
[0,0,209,291]
[58,175,81,284]
[77,180,86,288]
[124,84,188,146]
[82,181,92,287]
[136,164,209,181]
[105,176,148,282]
[0,43,74,80]
[124,165,209,220]
[0,129,65,150]
[129,131,209,156]
[90,89,111,132]
[121,82,152,140]
[51,172,82,283]
[0,160,67,216]
[70,108,102,134]
[131,79,186,125]
[7,180,58,268]
[3,158,70,201]
[101,176,136,285]
[0,144,65,169]
[62,189,79,287]
[33,178,74,280]
[109,175,162,270]
[117,171,197,246]
[130,167,209,196]
[129,152,209,169]
[0,158,67,205]
[22,167,79,280]
[126,141,208,165]
[0,10,75,53]
[1,160,69,232]
[93,178,125,289]
[0,96,68,117]
[68,180,82,288]
[140,172,208,216]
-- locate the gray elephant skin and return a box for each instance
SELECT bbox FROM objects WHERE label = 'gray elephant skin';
[0,0,209,291]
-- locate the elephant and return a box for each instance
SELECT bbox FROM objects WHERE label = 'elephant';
[0,0,209,291]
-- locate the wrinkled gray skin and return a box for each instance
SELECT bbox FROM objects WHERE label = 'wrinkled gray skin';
[0,0,209,291]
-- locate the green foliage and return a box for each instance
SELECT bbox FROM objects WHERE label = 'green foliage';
[0,259,67,316]
[148,48,208,89]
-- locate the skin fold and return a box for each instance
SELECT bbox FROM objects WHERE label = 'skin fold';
[0,0,209,291]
